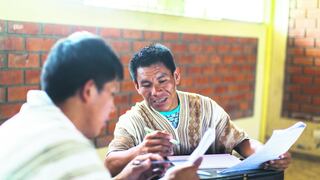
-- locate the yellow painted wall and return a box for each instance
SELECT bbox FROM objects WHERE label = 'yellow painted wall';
[0,0,270,141]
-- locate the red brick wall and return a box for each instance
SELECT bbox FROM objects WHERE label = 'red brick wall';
[283,0,320,121]
[0,20,257,147]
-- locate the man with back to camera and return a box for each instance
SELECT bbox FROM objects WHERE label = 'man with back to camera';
[105,43,292,176]
[0,33,202,180]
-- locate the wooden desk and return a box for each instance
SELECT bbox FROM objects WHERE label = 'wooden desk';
[199,169,284,180]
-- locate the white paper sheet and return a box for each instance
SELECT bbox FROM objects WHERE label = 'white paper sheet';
[219,121,306,174]
[168,154,241,169]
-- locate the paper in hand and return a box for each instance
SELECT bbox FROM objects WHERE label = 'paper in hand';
[219,121,306,174]
[187,128,215,164]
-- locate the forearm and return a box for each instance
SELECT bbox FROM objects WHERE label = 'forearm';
[234,139,263,158]
[105,147,140,177]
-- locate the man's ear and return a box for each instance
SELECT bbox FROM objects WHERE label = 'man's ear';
[79,79,96,103]
[174,67,181,85]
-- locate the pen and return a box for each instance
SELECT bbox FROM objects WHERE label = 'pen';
[151,159,187,165]
[144,127,180,145]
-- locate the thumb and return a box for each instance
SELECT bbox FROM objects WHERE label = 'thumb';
[193,157,203,168]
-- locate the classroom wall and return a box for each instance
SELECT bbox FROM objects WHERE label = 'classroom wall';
[0,0,269,146]
[0,20,258,147]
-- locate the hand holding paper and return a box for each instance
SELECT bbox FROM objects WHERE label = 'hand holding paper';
[219,121,306,174]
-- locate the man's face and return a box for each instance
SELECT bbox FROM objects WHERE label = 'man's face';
[134,63,180,112]
[87,81,118,138]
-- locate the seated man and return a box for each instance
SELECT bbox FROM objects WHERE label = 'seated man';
[105,43,291,176]
[0,33,202,180]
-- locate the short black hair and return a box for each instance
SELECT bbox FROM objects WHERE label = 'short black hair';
[41,32,123,104]
[129,43,176,82]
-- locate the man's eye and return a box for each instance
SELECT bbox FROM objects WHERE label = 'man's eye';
[141,84,151,88]
[159,80,167,83]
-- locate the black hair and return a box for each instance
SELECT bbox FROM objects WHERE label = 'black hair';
[129,43,176,82]
[41,32,123,104]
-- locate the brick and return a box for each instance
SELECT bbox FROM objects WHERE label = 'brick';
[181,34,197,41]
[301,105,318,114]
[0,54,5,68]
[302,86,320,94]
[171,43,187,53]
[187,66,202,75]
[223,56,234,64]
[290,9,306,18]
[288,29,305,37]
[292,94,311,103]
[287,103,300,111]
[110,40,131,53]
[163,32,180,41]
[209,36,224,43]
[307,9,320,18]
[198,87,214,96]
[71,26,97,34]
[8,86,38,101]
[43,24,71,36]
[0,103,22,119]
[293,57,314,65]
[315,77,320,84]
[25,69,41,84]
[100,28,121,38]
[297,0,318,8]
[26,38,56,51]
[231,45,243,54]
[306,48,320,57]
[197,35,211,42]
[0,36,24,50]
[0,20,5,32]
[316,39,320,47]
[122,30,142,39]
[8,53,39,68]
[131,94,143,104]
[287,47,304,55]
[313,97,320,105]
[132,41,150,51]
[120,80,135,92]
[210,55,222,64]
[188,44,202,53]
[286,85,301,92]
[295,19,316,28]
[304,67,320,75]
[315,58,320,66]
[114,93,130,106]
[180,77,193,87]
[288,19,295,28]
[294,38,314,47]
[203,44,216,53]
[119,54,132,66]
[291,76,312,84]
[175,54,193,64]
[143,31,161,40]
[306,29,320,38]
[287,66,303,73]
[8,22,40,34]
[194,77,209,86]
[41,53,48,66]
[0,70,23,85]
[0,88,6,102]
[243,46,256,54]
[217,45,230,53]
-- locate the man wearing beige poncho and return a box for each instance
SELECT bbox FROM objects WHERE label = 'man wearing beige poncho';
[105,43,291,177]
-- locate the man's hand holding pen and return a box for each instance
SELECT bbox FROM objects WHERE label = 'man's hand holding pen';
[137,127,175,157]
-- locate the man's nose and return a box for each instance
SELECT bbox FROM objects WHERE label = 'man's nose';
[151,85,161,95]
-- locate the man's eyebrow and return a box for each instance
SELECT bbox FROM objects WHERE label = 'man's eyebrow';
[156,73,169,79]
